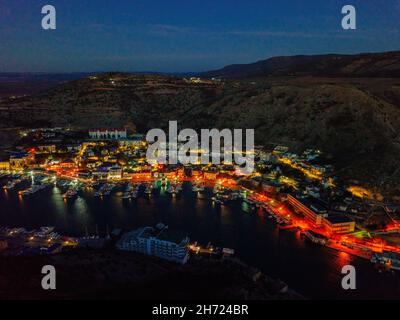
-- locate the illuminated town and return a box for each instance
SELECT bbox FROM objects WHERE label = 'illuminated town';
[1,127,399,271]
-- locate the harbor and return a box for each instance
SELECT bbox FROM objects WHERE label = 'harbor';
[1,170,400,266]
[1,172,400,299]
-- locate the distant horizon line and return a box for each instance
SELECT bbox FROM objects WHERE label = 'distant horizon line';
[1,49,399,75]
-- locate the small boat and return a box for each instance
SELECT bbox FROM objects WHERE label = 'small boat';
[166,186,174,194]
[125,183,134,192]
[212,197,223,205]
[63,185,79,199]
[121,192,131,200]
[100,183,116,196]
[145,184,153,194]
[3,181,16,190]
[19,183,49,196]
[244,198,256,205]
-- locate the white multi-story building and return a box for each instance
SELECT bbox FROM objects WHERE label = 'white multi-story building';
[116,224,189,264]
[108,165,122,179]
[89,129,127,140]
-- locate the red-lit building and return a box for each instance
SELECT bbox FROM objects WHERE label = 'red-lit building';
[204,171,218,180]
[287,194,328,226]
[288,194,355,233]
[323,215,355,234]
[132,171,153,180]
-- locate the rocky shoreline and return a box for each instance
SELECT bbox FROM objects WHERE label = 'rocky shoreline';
[0,248,303,300]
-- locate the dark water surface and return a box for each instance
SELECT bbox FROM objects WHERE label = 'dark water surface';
[1,181,399,300]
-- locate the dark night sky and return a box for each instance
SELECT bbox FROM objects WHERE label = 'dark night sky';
[0,0,399,72]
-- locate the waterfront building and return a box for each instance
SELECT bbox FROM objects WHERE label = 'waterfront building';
[92,167,109,180]
[9,152,35,170]
[204,171,218,180]
[116,224,190,265]
[288,194,355,233]
[162,170,178,180]
[190,169,203,178]
[0,160,10,171]
[133,171,153,180]
[322,214,355,234]
[89,129,127,140]
[108,165,122,180]
[122,171,134,179]
[176,167,185,177]
[287,194,328,226]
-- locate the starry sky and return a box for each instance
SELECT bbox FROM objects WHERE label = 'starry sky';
[0,0,399,72]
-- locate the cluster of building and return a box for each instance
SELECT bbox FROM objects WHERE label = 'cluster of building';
[0,227,77,257]
[3,127,398,239]
[3,126,400,270]
[248,145,388,235]
[183,77,221,85]
[0,151,35,171]
[8,127,245,183]
[272,146,334,179]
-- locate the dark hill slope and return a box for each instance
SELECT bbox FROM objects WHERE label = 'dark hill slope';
[0,73,400,199]
[200,51,400,79]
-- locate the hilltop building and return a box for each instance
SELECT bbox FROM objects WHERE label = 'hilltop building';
[89,129,127,140]
[37,144,57,154]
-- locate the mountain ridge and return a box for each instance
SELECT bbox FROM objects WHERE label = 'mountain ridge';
[199,51,400,79]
